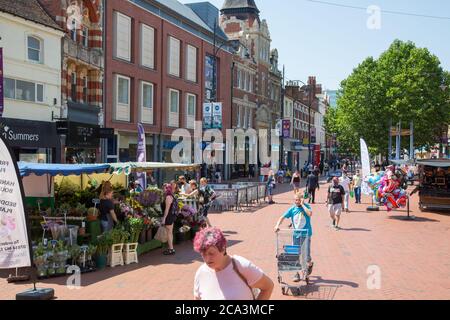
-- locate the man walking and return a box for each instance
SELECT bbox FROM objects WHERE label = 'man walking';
[306,170,320,204]
[326,177,345,230]
[339,173,351,213]
[352,170,362,204]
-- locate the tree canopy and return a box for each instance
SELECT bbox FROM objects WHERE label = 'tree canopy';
[325,40,450,157]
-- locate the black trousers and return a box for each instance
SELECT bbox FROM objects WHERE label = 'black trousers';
[308,188,317,203]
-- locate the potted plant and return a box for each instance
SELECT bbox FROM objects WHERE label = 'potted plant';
[69,245,81,266]
[87,207,98,222]
[127,218,144,244]
[33,243,48,278]
[94,233,111,270]
[54,240,69,275]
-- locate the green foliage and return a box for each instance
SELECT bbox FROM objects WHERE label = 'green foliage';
[94,233,112,256]
[126,218,145,243]
[325,40,450,156]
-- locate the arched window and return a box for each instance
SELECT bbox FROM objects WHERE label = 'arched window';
[27,36,42,63]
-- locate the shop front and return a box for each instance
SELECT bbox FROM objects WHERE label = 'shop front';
[117,131,155,163]
[64,122,99,163]
[0,118,60,163]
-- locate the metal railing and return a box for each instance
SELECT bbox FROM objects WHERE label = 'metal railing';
[209,183,268,212]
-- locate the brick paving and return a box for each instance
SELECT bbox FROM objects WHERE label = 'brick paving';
[1,181,450,300]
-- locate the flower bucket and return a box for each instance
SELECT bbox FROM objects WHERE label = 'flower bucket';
[95,255,107,270]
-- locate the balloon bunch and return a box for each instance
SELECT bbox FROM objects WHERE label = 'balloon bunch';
[376,166,409,212]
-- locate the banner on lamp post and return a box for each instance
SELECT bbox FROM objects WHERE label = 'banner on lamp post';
[136,123,146,189]
[0,134,32,269]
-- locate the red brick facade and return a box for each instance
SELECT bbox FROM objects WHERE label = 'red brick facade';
[104,0,232,162]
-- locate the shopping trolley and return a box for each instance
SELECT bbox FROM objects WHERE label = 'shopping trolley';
[276,229,312,296]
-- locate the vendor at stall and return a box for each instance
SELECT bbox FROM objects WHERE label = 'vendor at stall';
[99,181,119,233]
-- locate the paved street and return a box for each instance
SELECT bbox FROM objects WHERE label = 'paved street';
[1,181,450,300]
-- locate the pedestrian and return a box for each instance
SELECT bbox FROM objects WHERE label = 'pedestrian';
[277,168,285,184]
[266,170,276,205]
[198,178,217,228]
[162,181,179,256]
[306,170,320,204]
[193,227,274,300]
[291,170,302,195]
[324,162,330,177]
[339,173,351,212]
[319,162,324,176]
[178,176,188,194]
[352,170,362,204]
[99,181,119,233]
[326,177,345,230]
[274,193,314,282]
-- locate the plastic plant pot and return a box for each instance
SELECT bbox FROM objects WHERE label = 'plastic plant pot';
[95,255,107,270]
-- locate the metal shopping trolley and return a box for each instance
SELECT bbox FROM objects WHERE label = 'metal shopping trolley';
[276,229,312,296]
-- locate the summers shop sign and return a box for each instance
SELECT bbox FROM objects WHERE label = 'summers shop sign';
[0,119,58,148]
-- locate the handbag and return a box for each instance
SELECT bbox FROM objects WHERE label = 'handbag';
[154,226,168,243]
[231,258,259,300]
[303,189,309,199]
[350,190,355,198]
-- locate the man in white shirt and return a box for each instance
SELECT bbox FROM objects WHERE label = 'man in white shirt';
[339,174,351,213]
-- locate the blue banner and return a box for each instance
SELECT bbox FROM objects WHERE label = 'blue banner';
[136,123,146,189]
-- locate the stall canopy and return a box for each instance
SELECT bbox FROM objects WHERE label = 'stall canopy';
[18,162,111,177]
[108,162,200,175]
[416,160,450,168]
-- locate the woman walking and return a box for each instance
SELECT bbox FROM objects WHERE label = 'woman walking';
[291,170,301,195]
[161,181,179,255]
[193,227,274,300]
[267,170,276,205]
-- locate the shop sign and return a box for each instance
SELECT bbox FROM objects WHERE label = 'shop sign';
[282,120,291,139]
[67,122,99,148]
[0,118,58,148]
[0,135,32,269]
[0,48,4,117]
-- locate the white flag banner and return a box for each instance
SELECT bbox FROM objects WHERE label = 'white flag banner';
[360,138,372,195]
[0,136,32,269]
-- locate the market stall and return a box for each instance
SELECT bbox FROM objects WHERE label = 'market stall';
[416,160,450,211]
[16,161,202,279]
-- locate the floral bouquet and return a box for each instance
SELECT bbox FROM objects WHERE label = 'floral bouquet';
[179,205,197,218]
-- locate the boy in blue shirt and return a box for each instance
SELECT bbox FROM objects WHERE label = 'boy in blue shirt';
[275,193,314,282]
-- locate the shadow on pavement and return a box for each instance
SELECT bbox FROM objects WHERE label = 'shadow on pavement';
[2,239,242,288]
[338,228,371,232]
[388,215,440,222]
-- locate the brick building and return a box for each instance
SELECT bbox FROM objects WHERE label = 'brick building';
[220,0,282,177]
[39,0,104,163]
[103,0,232,174]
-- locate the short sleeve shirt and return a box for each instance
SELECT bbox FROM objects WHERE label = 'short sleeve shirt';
[99,199,114,222]
[194,255,264,300]
[283,204,312,237]
[328,185,346,204]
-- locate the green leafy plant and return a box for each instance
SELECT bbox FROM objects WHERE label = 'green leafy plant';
[94,233,112,256]
[126,218,145,243]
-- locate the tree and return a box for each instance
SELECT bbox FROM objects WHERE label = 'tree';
[325,40,450,157]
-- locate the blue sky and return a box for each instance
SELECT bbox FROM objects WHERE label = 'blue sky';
[182,0,450,90]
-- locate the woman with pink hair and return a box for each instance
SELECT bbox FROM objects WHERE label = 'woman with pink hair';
[193,227,274,300]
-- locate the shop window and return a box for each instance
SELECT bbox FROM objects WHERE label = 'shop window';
[5,78,44,103]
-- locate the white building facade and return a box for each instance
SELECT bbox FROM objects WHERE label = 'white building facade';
[0,2,64,163]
